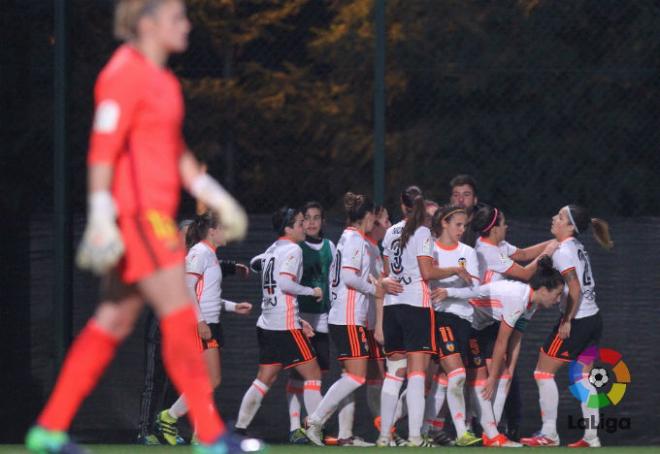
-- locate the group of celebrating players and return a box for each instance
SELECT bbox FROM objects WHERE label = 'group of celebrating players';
[201,177,611,449]
[24,1,614,453]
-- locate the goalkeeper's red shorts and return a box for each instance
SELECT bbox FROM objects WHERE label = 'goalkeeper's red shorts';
[116,210,185,284]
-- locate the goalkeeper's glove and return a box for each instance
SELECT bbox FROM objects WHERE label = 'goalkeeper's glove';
[189,174,248,242]
[76,191,125,275]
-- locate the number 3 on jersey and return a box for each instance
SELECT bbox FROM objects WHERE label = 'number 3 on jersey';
[391,238,404,274]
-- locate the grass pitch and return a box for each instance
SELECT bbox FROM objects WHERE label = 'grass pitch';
[1,445,659,453]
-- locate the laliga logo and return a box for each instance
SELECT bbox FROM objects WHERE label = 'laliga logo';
[569,346,630,409]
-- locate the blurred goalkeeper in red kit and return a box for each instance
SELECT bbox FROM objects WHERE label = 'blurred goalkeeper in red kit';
[25,1,261,453]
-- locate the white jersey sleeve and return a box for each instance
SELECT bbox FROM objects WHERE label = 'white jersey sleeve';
[186,246,208,277]
[475,238,515,283]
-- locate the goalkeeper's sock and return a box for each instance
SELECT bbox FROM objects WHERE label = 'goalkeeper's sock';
[38,320,119,431]
[160,305,225,444]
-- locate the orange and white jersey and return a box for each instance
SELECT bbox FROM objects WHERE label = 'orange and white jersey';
[474,237,518,283]
[382,221,433,308]
[328,228,376,327]
[552,237,598,319]
[186,241,223,323]
[366,235,384,329]
[431,241,480,323]
[449,281,537,331]
[257,238,315,331]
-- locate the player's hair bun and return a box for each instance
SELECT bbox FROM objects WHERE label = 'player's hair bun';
[344,192,358,212]
[537,255,553,272]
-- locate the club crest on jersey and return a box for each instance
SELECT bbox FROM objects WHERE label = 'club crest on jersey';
[473,356,482,366]
[458,257,467,268]
[446,341,455,352]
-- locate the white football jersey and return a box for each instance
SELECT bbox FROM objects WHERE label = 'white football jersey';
[474,237,518,283]
[256,238,304,331]
[552,237,599,319]
[366,235,384,329]
[329,228,372,326]
[462,280,537,331]
[382,221,433,308]
[431,241,480,323]
[186,241,223,323]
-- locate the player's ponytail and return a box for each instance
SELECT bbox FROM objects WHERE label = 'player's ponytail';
[471,204,502,237]
[400,185,423,217]
[186,211,219,249]
[431,204,466,237]
[344,192,374,225]
[566,205,614,251]
[115,0,169,41]
[400,195,426,249]
[530,255,564,291]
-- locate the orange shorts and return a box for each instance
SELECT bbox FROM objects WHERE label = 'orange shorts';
[117,210,185,284]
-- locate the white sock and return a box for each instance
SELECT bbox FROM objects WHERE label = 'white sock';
[337,394,355,439]
[534,370,558,436]
[492,374,512,424]
[406,372,426,439]
[303,380,323,417]
[309,374,363,425]
[446,368,468,437]
[471,380,499,438]
[168,395,188,419]
[465,386,476,432]
[422,374,447,435]
[236,379,269,429]
[394,388,408,421]
[366,379,383,418]
[379,373,404,438]
[578,373,599,440]
[286,379,304,431]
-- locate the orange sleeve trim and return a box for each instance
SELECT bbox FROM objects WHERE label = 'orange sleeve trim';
[561,267,576,276]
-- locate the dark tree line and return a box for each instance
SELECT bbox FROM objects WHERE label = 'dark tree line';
[5,0,660,217]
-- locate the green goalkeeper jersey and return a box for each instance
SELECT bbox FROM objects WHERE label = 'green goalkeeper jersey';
[298,238,333,314]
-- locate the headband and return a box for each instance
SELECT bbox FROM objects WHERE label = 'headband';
[565,205,580,234]
[482,208,500,233]
[442,208,465,221]
[280,208,296,233]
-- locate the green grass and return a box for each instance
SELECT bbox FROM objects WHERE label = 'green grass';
[1,446,659,454]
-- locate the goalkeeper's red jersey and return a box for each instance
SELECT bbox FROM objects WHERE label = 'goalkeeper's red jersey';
[88,45,185,218]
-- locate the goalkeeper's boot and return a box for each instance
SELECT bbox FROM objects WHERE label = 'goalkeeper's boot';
[25,426,88,454]
[154,409,180,446]
[193,431,266,454]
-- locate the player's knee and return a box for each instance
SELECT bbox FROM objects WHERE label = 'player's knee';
[386,357,407,378]
[94,304,137,340]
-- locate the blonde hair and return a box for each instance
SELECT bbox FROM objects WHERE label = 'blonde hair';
[114,0,170,41]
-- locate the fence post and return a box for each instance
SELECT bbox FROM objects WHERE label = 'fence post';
[373,0,386,204]
[54,0,72,368]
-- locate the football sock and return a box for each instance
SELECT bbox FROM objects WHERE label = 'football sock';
[38,320,119,431]
[236,379,270,430]
[161,306,225,443]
